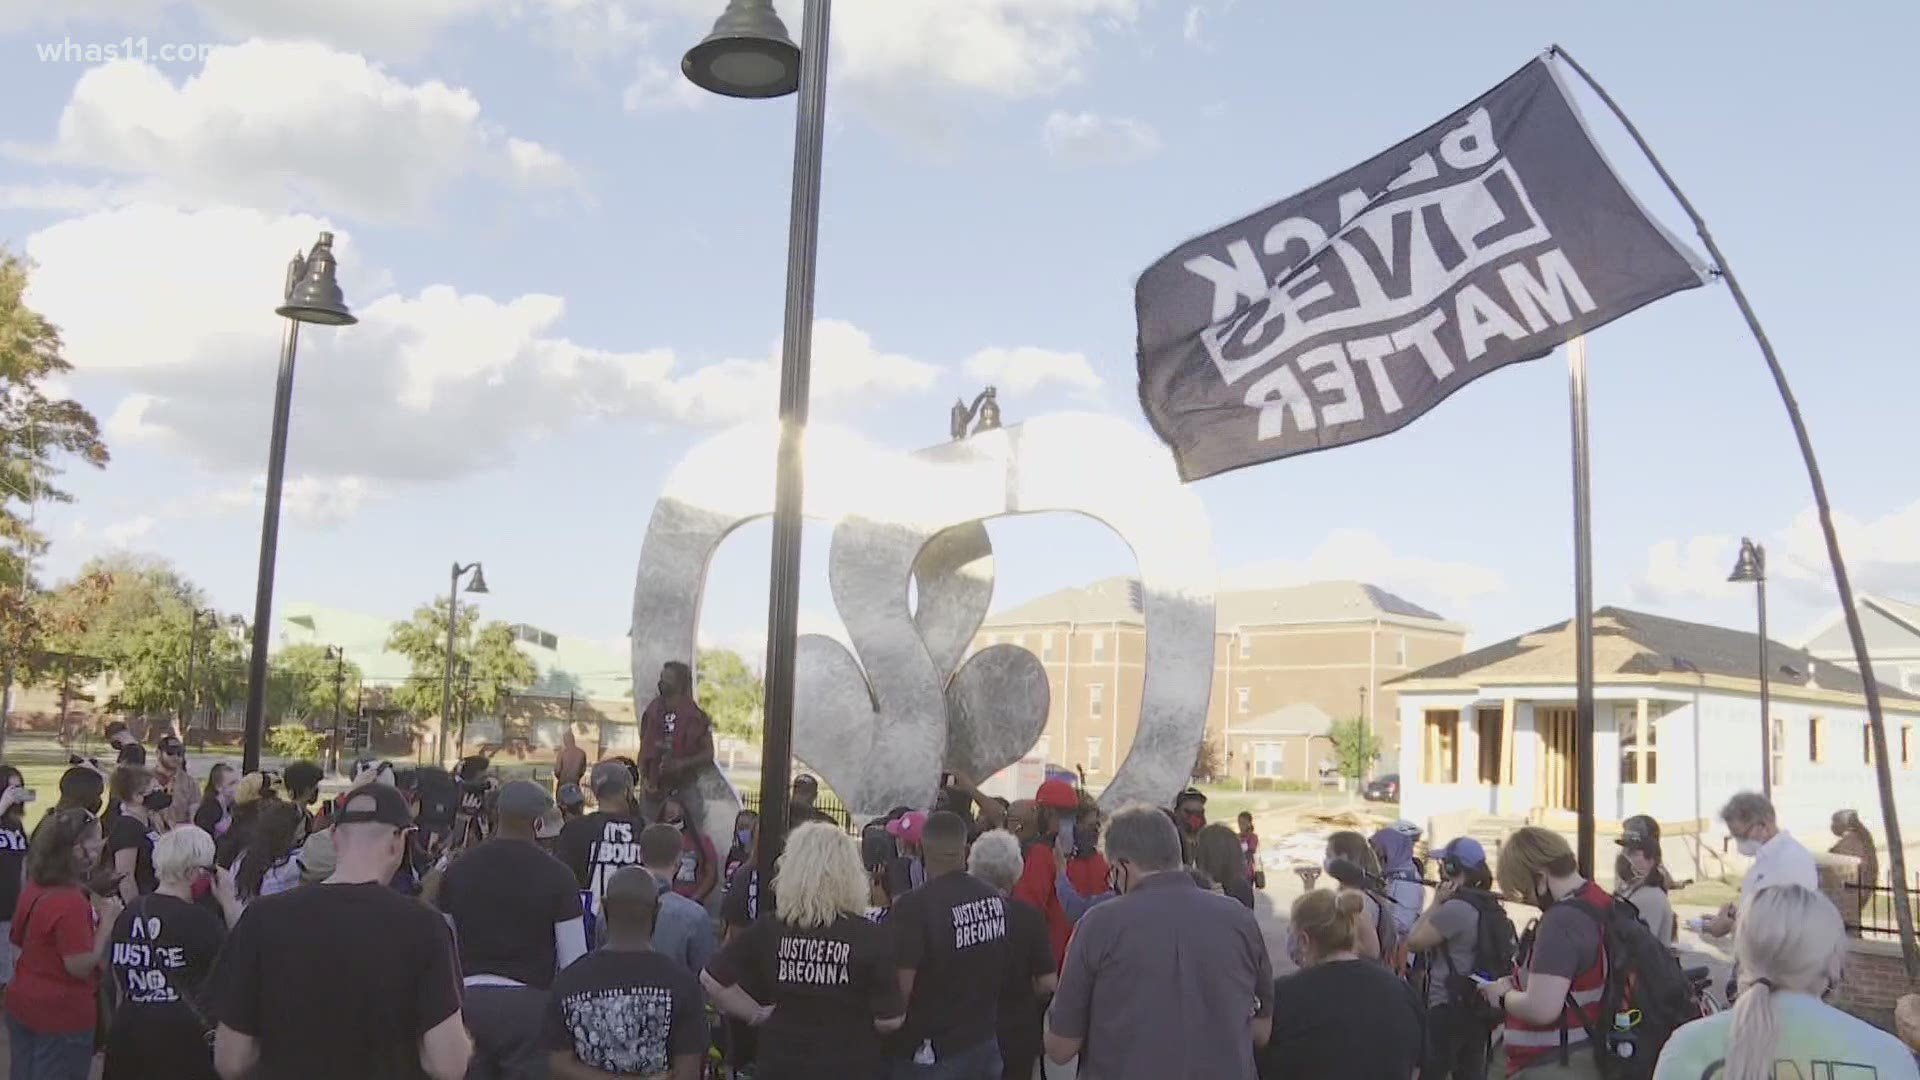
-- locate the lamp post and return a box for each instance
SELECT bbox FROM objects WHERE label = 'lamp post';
[438,562,489,764]
[180,607,218,737]
[1729,538,1771,797]
[324,645,345,775]
[683,0,816,904]
[241,233,356,773]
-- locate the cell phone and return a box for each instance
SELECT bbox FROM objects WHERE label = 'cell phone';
[18,789,35,803]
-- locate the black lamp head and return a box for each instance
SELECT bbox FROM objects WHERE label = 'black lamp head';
[465,564,490,595]
[682,0,801,99]
[276,231,356,326]
[1727,538,1765,584]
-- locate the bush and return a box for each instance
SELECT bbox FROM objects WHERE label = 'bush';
[266,723,325,763]
[1192,737,1225,782]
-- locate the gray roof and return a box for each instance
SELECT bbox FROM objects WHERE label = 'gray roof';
[1396,606,1916,701]
[983,577,1459,633]
[1236,701,1336,736]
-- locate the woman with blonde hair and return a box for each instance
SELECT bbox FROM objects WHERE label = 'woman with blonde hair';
[1262,889,1423,1078]
[702,822,906,1080]
[1653,884,1916,1079]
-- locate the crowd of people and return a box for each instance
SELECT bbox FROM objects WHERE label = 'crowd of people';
[0,693,1913,1079]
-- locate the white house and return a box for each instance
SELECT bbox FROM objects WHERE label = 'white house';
[1805,594,1920,696]
[1391,607,1920,851]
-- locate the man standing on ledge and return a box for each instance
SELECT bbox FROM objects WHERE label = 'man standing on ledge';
[639,662,713,823]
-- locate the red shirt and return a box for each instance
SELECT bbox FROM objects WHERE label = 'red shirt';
[639,696,713,792]
[5,882,99,1035]
[1013,842,1071,970]
[670,831,719,901]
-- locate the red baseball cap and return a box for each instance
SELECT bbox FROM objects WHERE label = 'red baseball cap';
[1035,779,1078,810]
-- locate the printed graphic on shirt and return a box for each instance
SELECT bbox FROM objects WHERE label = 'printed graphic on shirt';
[951,896,1007,949]
[586,820,643,911]
[778,934,853,986]
[0,827,26,853]
[559,986,674,1075]
[675,847,698,886]
[112,913,190,1004]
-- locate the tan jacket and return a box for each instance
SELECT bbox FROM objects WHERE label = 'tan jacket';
[155,765,200,828]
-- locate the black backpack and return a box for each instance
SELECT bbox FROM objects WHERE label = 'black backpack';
[1437,890,1519,1023]
[1558,896,1698,1080]
[412,767,460,830]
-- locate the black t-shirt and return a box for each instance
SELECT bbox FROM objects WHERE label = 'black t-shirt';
[107,812,159,896]
[212,882,463,1079]
[1260,959,1425,1080]
[721,865,770,930]
[439,838,583,989]
[707,913,904,1077]
[996,897,1053,1057]
[542,948,707,1076]
[0,819,28,920]
[889,869,1009,1057]
[192,798,225,838]
[105,893,226,1080]
[558,811,645,914]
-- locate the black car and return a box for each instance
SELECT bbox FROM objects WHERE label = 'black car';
[1362,773,1400,803]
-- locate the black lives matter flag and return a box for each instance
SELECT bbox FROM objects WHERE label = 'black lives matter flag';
[1135,56,1711,482]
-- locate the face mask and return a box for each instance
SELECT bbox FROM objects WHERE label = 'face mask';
[657,680,674,699]
[1106,864,1125,895]
[1534,878,1555,909]
[665,819,684,831]
[735,829,752,847]
[1736,837,1761,857]
[143,791,174,812]
[1184,813,1205,832]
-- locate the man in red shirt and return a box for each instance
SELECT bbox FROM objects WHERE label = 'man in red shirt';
[638,661,713,823]
[1012,780,1081,970]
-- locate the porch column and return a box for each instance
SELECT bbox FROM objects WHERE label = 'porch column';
[1499,697,1516,814]
[1634,697,1649,815]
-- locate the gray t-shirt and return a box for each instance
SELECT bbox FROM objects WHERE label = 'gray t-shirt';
[1619,884,1673,945]
[1423,898,1479,1007]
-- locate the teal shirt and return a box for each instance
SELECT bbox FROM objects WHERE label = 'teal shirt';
[1652,991,1918,1080]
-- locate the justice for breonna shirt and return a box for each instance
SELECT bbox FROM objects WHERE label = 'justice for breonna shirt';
[889,869,1010,1059]
[706,911,903,1079]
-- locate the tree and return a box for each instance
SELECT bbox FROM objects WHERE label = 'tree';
[696,648,763,741]
[385,597,536,723]
[1192,736,1224,782]
[265,643,363,725]
[1328,717,1383,786]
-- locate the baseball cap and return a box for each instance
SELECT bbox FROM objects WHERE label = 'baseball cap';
[495,780,553,821]
[1035,779,1078,810]
[556,783,586,810]
[332,783,414,829]
[1616,828,1658,853]
[156,735,184,756]
[1176,787,1208,806]
[792,774,819,791]
[590,760,633,793]
[885,810,928,845]
[1437,837,1487,867]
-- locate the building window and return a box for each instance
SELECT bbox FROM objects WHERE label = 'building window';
[1423,710,1459,784]
[1092,631,1106,662]
[1238,634,1251,660]
[1809,715,1824,763]
[1771,717,1786,785]
[1236,687,1250,715]
[1089,684,1105,721]
[1621,705,1660,784]
[1395,635,1408,666]
[1254,742,1283,778]
[1476,707,1504,784]
[1086,737,1103,772]
[1042,631,1056,661]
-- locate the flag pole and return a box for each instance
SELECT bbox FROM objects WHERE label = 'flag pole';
[1568,335,1597,880]
[1549,44,1919,979]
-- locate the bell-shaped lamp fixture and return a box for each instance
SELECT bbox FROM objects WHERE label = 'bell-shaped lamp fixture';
[1727,538,1765,584]
[276,232,356,326]
[682,0,801,99]
[465,564,490,595]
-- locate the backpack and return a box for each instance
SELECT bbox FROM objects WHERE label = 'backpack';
[413,767,460,831]
[1437,890,1518,1024]
[1560,895,1698,1079]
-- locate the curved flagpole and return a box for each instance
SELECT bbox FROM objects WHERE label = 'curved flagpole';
[1548,44,1918,979]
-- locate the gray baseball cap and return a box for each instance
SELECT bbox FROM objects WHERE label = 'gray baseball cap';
[495,779,553,821]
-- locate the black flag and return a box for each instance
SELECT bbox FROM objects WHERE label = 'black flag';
[1135,56,1710,482]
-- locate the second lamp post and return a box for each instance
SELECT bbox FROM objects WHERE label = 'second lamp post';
[438,561,489,764]
[1729,537,1771,797]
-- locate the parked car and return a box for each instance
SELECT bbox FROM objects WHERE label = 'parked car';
[1362,773,1400,803]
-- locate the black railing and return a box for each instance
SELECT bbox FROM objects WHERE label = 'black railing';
[739,790,856,833]
[1841,871,1920,941]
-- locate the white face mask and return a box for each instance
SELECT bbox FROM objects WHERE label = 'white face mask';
[1736,837,1761,857]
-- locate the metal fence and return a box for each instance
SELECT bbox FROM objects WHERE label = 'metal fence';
[739,789,856,833]
[1841,871,1920,941]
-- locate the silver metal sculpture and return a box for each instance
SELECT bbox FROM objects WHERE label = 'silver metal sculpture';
[630,414,1216,846]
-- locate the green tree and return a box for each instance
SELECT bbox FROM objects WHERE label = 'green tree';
[385,598,536,722]
[1328,717,1384,786]
[696,648,763,741]
[266,643,363,725]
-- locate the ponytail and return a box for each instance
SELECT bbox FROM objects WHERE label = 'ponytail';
[1723,885,1846,1080]
[1722,978,1778,1080]
[1290,888,1368,960]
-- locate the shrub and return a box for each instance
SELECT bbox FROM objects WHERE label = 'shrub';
[266,723,325,762]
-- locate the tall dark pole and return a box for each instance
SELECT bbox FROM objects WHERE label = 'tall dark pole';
[1568,335,1596,879]
[754,0,832,902]
[241,319,301,774]
[329,647,345,775]
[1756,570,1770,794]
[439,562,460,765]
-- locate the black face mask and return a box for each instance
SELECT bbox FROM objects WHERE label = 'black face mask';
[143,791,174,812]
[657,680,674,700]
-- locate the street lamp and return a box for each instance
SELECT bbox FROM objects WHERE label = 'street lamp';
[324,646,346,775]
[241,233,355,773]
[439,562,488,764]
[683,0,829,907]
[1729,537,1771,797]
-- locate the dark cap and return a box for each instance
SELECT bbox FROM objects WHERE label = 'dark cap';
[792,774,819,790]
[1176,787,1207,805]
[556,783,586,809]
[590,760,634,794]
[333,783,413,828]
[156,735,184,755]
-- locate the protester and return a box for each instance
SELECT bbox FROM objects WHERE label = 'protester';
[1371,826,1426,938]
[105,764,170,903]
[555,782,587,825]
[1013,782,1079,969]
[1614,814,1675,943]
[103,826,239,1080]
[53,766,104,817]
[639,822,719,976]
[657,794,719,903]
[151,735,200,828]
[789,774,836,826]
[1404,837,1502,1080]
[887,810,1010,1077]
[1055,797,1115,925]
[104,720,143,765]
[553,727,588,795]
[703,822,907,1080]
[936,771,1008,837]
[1828,809,1879,930]
[216,772,275,869]
[211,783,470,1079]
[638,661,714,820]
[1478,826,1611,1079]
[0,767,30,992]
[280,761,324,836]
[1195,823,1255,910]
[1236,811,1264,890]
[559,760,648,917]
[862,826,898,921]
[193,764,236,841]
[968,830,1055,1080]
[1045,805,1273,1080]
[885,809,930,899]
[1262,889,1424,1080]
[1316,831,1388,964]
[6,807,119,1080]
[449,755,495,854]
[1652,884,1918,1080]
[545,866,708,1079]
[232,801,307,903]
[724,808,758,885]
[1703,792,1818,940]
[437,779,589,1079]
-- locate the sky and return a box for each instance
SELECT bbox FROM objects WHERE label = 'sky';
[1,0,1917,675]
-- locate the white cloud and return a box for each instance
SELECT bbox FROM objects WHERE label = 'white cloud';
[1221,528,1507,614]
[0,0,489,60]
[963,346,1101,396]
[622,59,705,112]
[835,0,1137,99]
[204,475,376,528]
[1183,6,1205,43]
[11,40,576,222]
[1776,501,1920,600]
[101,515,155,547]
[1042,111,1161,165]
[0,182,132,213]
[25,203,942,494]
[1634,534,1741,603]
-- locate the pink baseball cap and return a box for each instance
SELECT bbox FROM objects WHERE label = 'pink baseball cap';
[885,810,928,844]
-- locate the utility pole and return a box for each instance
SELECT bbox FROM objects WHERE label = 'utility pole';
[326,646,345,775]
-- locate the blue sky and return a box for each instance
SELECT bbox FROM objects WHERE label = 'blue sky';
[1,0,1916,672]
